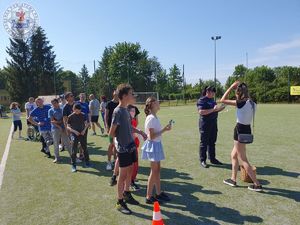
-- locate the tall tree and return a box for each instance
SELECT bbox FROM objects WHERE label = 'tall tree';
[79,64,89,94]
[167,64,183,93]
[58,70,82,96]
[30,27,60,96]
[5,38,32,102]
[0,68,7,89]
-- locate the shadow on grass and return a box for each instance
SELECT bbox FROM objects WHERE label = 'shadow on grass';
[138,166,193,181]
[132,167,263,225]
[133,180,263,225]
[209,163,232,170]
[262,187,300,202]
[257,166,300,178]
[57,156,112,177]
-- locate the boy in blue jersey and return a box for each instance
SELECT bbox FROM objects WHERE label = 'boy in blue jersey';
[29,98,53,158]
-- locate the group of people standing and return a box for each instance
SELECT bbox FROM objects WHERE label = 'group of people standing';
[9,84,172,215]
[8,80,262,216]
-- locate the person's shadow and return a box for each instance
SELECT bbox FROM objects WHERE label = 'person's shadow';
[133,167,263,225]
[261,187,300,202]
[257,166,300,178]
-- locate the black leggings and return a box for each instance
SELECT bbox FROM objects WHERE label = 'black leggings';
[13,120,22,132]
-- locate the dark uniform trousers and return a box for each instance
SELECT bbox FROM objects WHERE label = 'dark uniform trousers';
[199,119,218,162]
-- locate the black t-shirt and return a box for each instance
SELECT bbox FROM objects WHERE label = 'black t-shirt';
[68,112,86,132]
[63,103,74,117]
[106,100,119,127]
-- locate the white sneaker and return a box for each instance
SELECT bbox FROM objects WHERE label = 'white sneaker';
[106,162,112,171]
[76,158,82,163]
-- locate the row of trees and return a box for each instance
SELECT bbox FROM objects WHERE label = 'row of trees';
[1,26,299,104]
[225,65,300,102]
[87,42,186,98]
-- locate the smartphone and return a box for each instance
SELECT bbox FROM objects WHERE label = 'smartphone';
[169,119,175,126]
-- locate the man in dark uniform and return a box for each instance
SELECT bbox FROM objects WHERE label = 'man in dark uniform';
[197,86,225,168]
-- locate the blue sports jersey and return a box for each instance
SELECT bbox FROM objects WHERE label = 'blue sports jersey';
[48,107,64,131]
[30,105,52,131]
[77,101,90,122]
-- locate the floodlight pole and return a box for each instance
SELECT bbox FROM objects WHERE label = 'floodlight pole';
[211,36,221,99]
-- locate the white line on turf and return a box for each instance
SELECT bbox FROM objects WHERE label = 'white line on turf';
[0,124,13,190]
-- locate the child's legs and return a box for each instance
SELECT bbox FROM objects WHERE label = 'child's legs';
[12,121,18,136]
[71,136,79,165]
[113,157,119,176]
[236,142,260,185]
[61,131,72,156]
[52,129,61,159]
[108,137,114,162]
[131,149,139,181]
[146,161,160,198]
[79,134,89,162]
[231,141,239,181]
[118,166,128,199]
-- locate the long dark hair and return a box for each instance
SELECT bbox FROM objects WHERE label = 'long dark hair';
[235,82,250,100]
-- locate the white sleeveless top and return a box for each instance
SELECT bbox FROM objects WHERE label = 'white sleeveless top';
[236,100,256,125]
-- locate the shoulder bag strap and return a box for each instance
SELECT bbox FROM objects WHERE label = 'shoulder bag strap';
[249,100,255,133]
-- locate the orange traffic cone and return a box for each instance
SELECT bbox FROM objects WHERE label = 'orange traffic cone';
[152,201,164,225]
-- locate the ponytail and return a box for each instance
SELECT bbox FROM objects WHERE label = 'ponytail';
[144,97,156,116]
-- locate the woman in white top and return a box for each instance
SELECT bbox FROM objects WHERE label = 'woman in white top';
[141,97,172,204]
[220,81,262,192]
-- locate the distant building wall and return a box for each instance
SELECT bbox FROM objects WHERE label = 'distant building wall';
[0,89,11,106]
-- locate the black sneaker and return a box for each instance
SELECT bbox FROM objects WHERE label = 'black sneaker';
[46,151,51,158]
[130,181,140,191]
[145,196,159,204]
[248,184,263,192]
[210,159,223,165]
[123,192,139,205]
[201,161,209,168]
[223,178,237,187]
[155,191,171,202]
[116,200,132,215]
[40,148,46,154]
[109,175,117,186]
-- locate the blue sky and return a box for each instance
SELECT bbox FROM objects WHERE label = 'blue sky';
[1,0,300,84]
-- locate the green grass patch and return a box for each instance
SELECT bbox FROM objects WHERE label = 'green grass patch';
[0,105,299,225]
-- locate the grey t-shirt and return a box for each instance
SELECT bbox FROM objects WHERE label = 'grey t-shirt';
[89,99,100,116]
[112,106,134,153]
[11,108,21,121]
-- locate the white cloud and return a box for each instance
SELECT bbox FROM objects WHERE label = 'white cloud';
[259,38,300,54]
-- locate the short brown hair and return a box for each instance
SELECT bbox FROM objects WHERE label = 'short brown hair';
[116,83,133,100]
[65,92,73,99]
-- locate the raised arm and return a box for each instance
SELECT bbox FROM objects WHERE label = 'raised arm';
[220,81,240,106]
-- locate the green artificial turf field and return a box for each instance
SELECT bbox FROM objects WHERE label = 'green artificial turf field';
[0,104,299,225]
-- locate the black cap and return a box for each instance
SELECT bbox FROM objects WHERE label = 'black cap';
[206,86,216,92]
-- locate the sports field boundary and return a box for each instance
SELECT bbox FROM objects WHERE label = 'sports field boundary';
[0,124,13,190]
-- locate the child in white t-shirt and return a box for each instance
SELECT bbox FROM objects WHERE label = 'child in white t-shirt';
[141,97,172,204]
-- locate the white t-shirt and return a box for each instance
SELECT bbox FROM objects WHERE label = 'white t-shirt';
[236,100,256,125]
[145,114,162,142]
[25,102,37,117]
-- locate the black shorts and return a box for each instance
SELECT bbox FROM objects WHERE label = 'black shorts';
[13,120,22,131]
[91,115,99,123]
[117,150,137,168]
[234,123,251,141]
